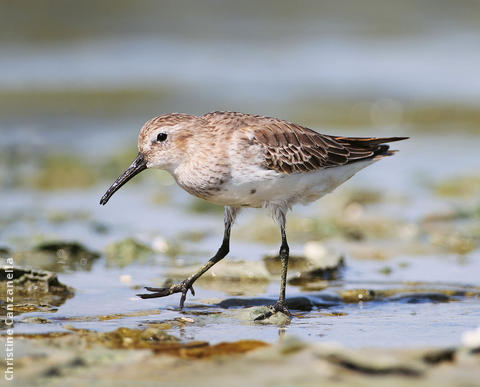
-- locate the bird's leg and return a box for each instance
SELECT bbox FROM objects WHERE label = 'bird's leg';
[255,219,292,321]
[277,226,290,314]
[138,206,238,309]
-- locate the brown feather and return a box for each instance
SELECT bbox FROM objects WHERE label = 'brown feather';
[245,116,407,174]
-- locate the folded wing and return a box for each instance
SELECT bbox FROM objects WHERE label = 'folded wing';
[252,120,408,174]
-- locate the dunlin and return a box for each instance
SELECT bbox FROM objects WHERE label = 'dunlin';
[100,111,407,319]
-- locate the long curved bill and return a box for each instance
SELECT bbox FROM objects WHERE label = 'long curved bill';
[99,152,147,205]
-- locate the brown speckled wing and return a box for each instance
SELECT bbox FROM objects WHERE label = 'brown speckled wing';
[251,119,408,174]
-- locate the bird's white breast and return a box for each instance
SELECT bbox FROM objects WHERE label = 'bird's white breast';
[208,159,377,208]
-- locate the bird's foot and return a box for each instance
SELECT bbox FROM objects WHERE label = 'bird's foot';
[137,278,195,309]
[254,300,291,321]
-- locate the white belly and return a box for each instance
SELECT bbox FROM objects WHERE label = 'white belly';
[207,159,377,208]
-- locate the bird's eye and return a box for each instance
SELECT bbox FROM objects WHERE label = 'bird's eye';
[156,132,168,142]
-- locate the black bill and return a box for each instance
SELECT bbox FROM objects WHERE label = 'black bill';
[99,152,147,205]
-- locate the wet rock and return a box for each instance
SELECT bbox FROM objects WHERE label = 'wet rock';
[422,348,455,364]
[218,295,338,311]
[14,241,100,272]
[339,289,375,303]
[19,316,51,324]
[288,263,344,286]
[288,259,344,286]
[375,287,477,301]
[263,255,311,275]
[0,246,11,258]
[105,238,154,267]
[298,281,329,292]
[35,241,99,260]
[15,327,268,359]
[337,288,464,305]
[235,306,291,325]
[97,327,180,349]
[0,265,74,315]
[429,231,477,255]
[285,296,316,311]
[313,343,425,376]
[389,292,450,303]
[169,340,269,359]
[303,241,339,263]
[217,297,279,309]
[283,242,345,286]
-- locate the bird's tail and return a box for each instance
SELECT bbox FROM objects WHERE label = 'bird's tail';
[333,136,409,161]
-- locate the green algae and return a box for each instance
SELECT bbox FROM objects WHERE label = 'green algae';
[379,266,393,275]
[290,99,480,132]
[30,149,137,191]
[263,255,312,275]
[14,146,170,192]
[47,210,91,224]
[100,147,141,181]
[105,238,154,267]
[343,188,384,206]
[33,154,98,190]
[0,88,167,117]
[434,175,480,198]
[188,199,225,214]
[237,211,408,245]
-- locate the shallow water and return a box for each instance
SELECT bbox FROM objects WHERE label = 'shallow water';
[17,253,479,348]
[1,1,479,359]
[2,147,479,349]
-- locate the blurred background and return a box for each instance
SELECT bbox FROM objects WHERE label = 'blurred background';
[1,0,479,189]
[1,0,480,350]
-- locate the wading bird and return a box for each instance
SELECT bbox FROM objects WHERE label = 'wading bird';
[100,111,407,320]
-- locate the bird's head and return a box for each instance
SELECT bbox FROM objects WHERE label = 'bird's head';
[100,113,198,205]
